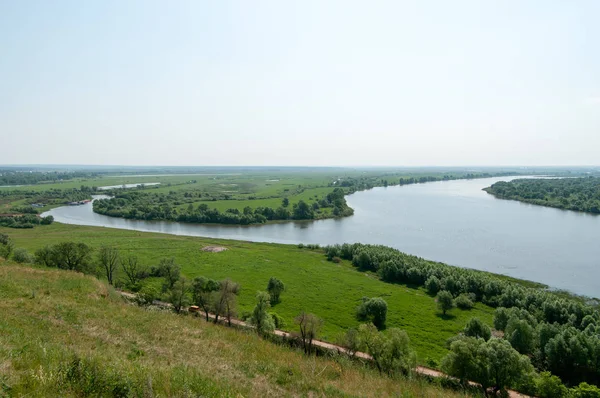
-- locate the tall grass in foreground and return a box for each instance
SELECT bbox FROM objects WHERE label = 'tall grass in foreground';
[0,261,471,397]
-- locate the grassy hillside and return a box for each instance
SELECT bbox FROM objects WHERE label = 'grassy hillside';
[0,261,469,397]
[1,224,495,363]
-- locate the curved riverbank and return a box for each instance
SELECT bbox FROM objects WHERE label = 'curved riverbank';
[43,176,600,297]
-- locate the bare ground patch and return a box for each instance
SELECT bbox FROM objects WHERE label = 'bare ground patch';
[201,246,228,253]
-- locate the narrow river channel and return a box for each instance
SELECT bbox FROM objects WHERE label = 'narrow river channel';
[43,176,600,298]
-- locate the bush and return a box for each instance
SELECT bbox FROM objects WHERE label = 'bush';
[571,382,600,398]
[356,297,388,330]
[455,293,474,310]
[463,318,491,341]
[270,312,286,329]
[12,247,34,264]
[332,256,342,263]
[536,371,569,398]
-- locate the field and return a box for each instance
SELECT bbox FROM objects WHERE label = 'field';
[1,223,495,364]
[0,261,471,397]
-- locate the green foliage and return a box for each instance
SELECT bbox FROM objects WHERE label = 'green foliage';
[169,277,191,313]
[191,276,220,321]
[155,258,180,291]
[270,312,286,329]
[464,318,491,341]
[536,371,569,398]
[12,247,34,264]
[455,293,475,310]
[437,291,455,315]
[425,276,441,295]
[505,317,535,355]
[485,177,600,214]
[33,241,93,273]
[295,312,323,354]
[358,324,417,376]
[442,336,533,392]
[267,277,285,304]
[356,297,388,330]
[572,382,600,398]
[250,291,274,334]
[0,233,14,258]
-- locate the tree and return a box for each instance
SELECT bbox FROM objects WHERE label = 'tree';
[192,276,220,321]
[266,277,285,304]
[358,323,416,376]
[484,338,534,394]
[157,258,180,291]
[34,245,54,267]
[169,277,190,313]
[97,246,120,285]
[442,336,484,386]
[437,291,455,315]
[425,276,441,295]
[51,242,92,273]
[571,382,600,398]
[0,233,14,259]
[295,312,323,354]
[356,297,388,330]
[292,200,314,220]
[282,197,289,207]
[121,255,145,288]
[505,317,535,355]
[464,318,491,341]
[536,372,569,398]
[212,278,240,326]
[250,291,274,334]
[338,327,361,357]
[493,307,511,331]
[442,337,533,394]
[12,248,33,263]
[455,293,475,310]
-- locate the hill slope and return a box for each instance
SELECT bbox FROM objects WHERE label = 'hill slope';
[0,262,466,397]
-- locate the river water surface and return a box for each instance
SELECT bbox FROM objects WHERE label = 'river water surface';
[43,177,600,297]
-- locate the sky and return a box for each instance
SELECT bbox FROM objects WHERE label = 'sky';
[1,1,599,167]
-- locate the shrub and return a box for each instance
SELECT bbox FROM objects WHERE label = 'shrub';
[356,297,388,330]
[12,248,34,264]
[463,318,491,341]
[270,312,286,329]
[536,371,569,398]
[455,293,474,310]
[332,256,342,263]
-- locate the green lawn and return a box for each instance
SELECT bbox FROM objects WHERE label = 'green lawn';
[1,223,495,364]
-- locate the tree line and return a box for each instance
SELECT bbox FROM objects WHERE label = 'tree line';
[0,170,99,186]
[324,242,600,390]
[93,187,353,225]
[484,177,600,214]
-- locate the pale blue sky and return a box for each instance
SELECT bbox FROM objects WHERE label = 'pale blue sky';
[1,1,599,166]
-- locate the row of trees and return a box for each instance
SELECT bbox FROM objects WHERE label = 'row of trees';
[442,316,600,397]
[0,170,98,186]
[485,177,600,214]
[324,243,600,388]
[93,188,354,225]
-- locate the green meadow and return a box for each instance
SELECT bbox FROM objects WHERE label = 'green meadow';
[1,223,495,364]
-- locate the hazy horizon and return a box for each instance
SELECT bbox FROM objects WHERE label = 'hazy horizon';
[2,1,599,166]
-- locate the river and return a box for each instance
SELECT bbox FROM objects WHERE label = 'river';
[43,176,600,297]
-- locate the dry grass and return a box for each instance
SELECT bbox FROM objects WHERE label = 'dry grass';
[0,262,470,397]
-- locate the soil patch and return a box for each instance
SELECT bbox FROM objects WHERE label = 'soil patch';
[201,246,228,253]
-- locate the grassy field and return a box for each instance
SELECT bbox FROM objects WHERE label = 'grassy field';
[1,223,495,364]
[0,261,472,397]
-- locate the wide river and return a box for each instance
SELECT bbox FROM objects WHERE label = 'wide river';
[44,176,600,298]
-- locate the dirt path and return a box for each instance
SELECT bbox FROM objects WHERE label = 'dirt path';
[119,291,530,397]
